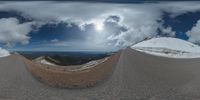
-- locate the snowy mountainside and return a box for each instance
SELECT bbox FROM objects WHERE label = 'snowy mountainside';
[131,37,200,58]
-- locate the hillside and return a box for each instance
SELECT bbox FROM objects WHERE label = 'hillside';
[131,37,200,58]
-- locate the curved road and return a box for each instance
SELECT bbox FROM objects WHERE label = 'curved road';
[0,48,200,100]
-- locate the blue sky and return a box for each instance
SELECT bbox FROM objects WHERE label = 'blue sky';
[0,1,200,51]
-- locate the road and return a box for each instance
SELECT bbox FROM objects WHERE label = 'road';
[0,48,200,100]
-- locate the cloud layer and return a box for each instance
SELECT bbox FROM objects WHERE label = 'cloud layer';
[0,17,33,47]
[186,20,200,44]
[0,2,200,51]
[0,47,10,57]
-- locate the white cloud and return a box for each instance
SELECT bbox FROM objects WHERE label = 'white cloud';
[0,47,10,57]
[186,20,200,44]
[0,18,34,46]
[0,2,200,50]
[50,39,59,43]
[159,25,176,37]
[158,1,200,17]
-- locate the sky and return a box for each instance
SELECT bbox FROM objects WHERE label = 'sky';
[0,1,200,51]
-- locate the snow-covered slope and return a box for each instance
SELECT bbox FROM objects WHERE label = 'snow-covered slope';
[0,47,10,57]
[131,37,200,58]
[33,57,56,66]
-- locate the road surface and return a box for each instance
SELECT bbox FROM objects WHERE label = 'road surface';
[0,48,200,100]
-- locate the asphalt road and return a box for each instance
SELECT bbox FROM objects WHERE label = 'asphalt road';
[0,48,200,100]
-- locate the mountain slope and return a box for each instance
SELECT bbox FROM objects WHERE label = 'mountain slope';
[131,37,200,58]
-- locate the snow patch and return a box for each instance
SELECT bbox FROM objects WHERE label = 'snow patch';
[81,57,108,69]
[0,47,10,57]
[33,57,56,66]
[40,59,56,66]
[131,37,200,58]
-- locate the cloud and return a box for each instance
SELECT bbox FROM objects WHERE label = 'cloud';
[158,25,176,37]
[0,2,200,50]
[0,17,33,47]
[158,2,200,17]
[105,15,120,23]
[51,39,59,43]
[0,47,10,57]
[186,20,200,44]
